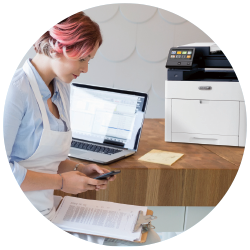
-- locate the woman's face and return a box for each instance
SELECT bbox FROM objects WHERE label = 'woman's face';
[51,43,99,83]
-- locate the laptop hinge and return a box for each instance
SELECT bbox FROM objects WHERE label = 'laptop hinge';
[103,139,125,147]
[72,137,129,150]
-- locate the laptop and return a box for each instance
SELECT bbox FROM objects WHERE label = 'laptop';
[69,83,148,164]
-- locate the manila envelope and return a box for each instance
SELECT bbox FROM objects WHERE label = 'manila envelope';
[138,149,184,166]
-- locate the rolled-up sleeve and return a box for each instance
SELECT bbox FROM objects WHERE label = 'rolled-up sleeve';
[4,77,27,186]
[12,161,27,187]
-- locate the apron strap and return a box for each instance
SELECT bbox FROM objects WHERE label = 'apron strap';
[56,79,70,123]
[23,61,50,130]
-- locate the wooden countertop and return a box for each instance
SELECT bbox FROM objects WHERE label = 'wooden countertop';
[76,119,243,170]
[55,119,244,206]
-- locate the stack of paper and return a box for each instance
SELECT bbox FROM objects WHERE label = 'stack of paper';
[51,196,147,242]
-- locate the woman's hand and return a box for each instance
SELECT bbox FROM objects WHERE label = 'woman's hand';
[79,163,117,182]
[59,171,108,194]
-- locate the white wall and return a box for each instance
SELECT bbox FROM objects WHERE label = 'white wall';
[17,4,213,118]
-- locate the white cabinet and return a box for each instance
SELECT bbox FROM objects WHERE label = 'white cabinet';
[147,206,185,232]
[184,206,214,231]
[165,81,246,146]
[146,206,214,232]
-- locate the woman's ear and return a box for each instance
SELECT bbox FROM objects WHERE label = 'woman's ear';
[50,50,63,60]
[50,49,57,58]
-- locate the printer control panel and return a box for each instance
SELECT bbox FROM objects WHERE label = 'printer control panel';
[166,47,195,68]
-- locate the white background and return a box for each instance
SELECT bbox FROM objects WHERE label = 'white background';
[0,1,249,249]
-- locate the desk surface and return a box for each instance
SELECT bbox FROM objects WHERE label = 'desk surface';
[107,119,243,170]
[56,119,244,206]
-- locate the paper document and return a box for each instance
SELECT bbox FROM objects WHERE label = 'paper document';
[138,149,184,166]
[51,196,147,241]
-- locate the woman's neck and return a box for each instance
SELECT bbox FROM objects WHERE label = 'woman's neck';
[31,53,56,87]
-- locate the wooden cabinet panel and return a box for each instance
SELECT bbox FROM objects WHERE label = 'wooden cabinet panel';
[156,169,186,206]
[54,190,77,198]
[78,168,148,206]
[55,119,243,207]
[183,169,238,206]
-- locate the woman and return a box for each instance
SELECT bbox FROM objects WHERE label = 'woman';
[4,10,110,240]
[4,11,160,246]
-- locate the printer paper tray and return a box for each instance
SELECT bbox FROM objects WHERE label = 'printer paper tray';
[172,133,238,146]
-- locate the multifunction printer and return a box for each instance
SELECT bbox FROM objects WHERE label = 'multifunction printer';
[165,43,246,147]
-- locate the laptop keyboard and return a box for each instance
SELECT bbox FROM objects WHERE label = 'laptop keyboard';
[71,140,122,155]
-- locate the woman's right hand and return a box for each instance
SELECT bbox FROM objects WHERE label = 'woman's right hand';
[58,171,108,194]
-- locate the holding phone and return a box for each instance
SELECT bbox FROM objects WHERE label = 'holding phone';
[94,170,121,180]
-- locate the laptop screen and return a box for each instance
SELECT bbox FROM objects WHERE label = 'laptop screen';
[70,83,148,150]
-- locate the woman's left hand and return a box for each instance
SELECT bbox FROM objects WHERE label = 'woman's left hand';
[79,164,116,190]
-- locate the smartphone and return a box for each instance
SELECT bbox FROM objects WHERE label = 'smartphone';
[94,170,121,180]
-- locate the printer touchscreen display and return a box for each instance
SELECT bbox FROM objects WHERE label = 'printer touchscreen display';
[170,49,193,60]
[166,47,195,67]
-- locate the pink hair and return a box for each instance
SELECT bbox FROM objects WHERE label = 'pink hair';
[34,12,102,59]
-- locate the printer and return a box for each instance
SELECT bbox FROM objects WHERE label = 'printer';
[165,43,246,147]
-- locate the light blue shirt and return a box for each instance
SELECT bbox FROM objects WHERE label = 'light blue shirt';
[4,59,71,186]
